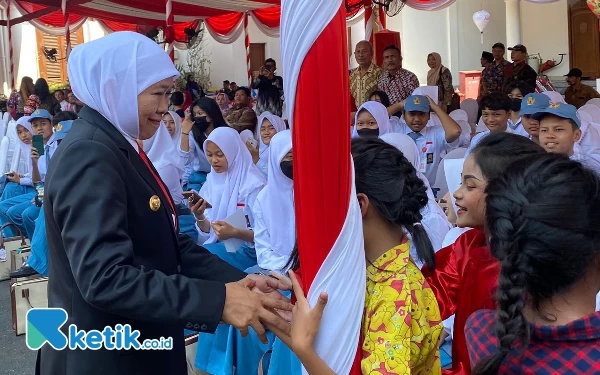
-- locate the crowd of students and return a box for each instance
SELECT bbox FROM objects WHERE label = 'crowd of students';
[4,32,600,375]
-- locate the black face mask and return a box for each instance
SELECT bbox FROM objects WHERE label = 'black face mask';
[193,116,210,133]
[280,160,293,180]
[357,128,380,138]
[510,98,522,112]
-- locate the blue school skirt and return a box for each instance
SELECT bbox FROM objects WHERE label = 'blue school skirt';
[0,182,34,201]
[184,171,207,193]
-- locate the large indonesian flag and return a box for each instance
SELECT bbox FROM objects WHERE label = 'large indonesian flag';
[281,1,366,374]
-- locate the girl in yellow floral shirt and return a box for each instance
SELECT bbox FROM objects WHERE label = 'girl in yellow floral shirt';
[272,138,443,375]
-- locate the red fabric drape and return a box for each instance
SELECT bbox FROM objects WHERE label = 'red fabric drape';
[17,1,84,27]
[252,6,280,28]
[205,12,244,36]
[293,4,357,374]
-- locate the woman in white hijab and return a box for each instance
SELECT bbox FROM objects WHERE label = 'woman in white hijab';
[195,130,295,375]
[39,31,279,375]
[190,126,267,271]
[351,101,393,138]
[380,133,452,268]
[252,111,287,177]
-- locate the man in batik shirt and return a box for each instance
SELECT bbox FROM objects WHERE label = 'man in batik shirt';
[350,41,382,108]
[377,45,420,105]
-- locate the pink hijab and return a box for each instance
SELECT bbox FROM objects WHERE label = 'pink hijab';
[215,93,230,113]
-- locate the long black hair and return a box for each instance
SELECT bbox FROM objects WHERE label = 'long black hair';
[352,138,435,269]
[34,78,51,102]
[286,138,435,270]
[369,90,391,108]
[190,97,228,150]
[472,153,600,375]
[471,133,545,181]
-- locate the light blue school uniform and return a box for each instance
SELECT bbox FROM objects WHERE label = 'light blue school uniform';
[24,208,48,276]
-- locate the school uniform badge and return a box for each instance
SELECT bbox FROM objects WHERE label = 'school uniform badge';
[149,195,161,211]
[56,123,63,131]
[550,103,561,108]
[527,97,535,105]
[414,97,421,105]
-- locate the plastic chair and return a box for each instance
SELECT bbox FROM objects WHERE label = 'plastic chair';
[448,110,472,144]
[460,99,479,126]
[475,117,488,133]
[541,91,565,104]
[587,98,600,108]
[444,147,467,160]
[9,145,21,174]
[412,86,439,105]
[0,136,10,173]
[580,104,600,123]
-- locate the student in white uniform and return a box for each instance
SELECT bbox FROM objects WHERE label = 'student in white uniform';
[380,133,452,268]
[389,95,462,185]
[0,116,35,204]
[506,81,535,137]
[465,92,512,157]
[248,111,286,178]
[534,102,600,174]
[180,98,229,191]
[519,93,551,145]
[351,101,393,138]
[189,126,267,271]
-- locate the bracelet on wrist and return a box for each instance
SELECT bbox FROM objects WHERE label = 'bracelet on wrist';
[182,132,189,135]
[196,215,206,222]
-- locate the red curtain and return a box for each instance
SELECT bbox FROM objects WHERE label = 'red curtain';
[17,1,85,27]
[205,12,244,36]
[252,6,280,28]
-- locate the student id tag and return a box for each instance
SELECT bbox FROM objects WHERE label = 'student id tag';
[419,148,428,173]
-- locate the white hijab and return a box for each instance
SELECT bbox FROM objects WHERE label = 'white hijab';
[16,116,33,174]
[67,31,179,141]
[166,110,183,148]
[142,121,184,174]
[542,91,566,104]
[351,101,392,138]
[256,112,286,176]
[254,130,295,271]
[200,127,267,243]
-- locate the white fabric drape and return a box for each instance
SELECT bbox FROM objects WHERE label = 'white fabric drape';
[280,0,340,129]
[406,0,457,11]
[250,12,280,38]
[205,16,245,44]
[306,158,365,375]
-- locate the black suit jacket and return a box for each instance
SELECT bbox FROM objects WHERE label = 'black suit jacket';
[40,107,246,375]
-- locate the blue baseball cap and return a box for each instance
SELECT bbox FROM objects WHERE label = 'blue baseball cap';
[404,95,430,113]
[28,109,52,122]
[54,120,73,141]
[520,93,550,116]
[532,102,581,128]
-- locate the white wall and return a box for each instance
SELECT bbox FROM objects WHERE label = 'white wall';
[82,19,108,43]
[520,0,569,76]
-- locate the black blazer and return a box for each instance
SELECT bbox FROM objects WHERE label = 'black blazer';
[40,107,246,375]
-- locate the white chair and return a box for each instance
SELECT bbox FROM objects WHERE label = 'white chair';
[541,91,565,104]
[587,98,600,108]
[9,145,21,174]
[580,104,600,123]
[433,150,467,198]
[449,110,472,144]
[579,110,594,125]
[460,99,479,127]
[0,136,10,174]
[413,86,439,105]
[445,147,467,160]
[476,117,488,133]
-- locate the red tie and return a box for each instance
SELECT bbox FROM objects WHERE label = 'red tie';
[138,148,179,233]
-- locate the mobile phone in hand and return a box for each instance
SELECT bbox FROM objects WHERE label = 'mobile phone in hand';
[182,191,212,209]
[32,135,44,156]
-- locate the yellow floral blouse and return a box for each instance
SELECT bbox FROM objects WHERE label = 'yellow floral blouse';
[361,240,443,375]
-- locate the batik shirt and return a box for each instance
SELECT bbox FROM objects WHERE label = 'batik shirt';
[378,69,420,105]
[350,63,383,108]
[362,240,443,375]
[484,59,511,94]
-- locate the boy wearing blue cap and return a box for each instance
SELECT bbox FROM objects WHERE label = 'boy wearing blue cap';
[397,94,462,185]
[519,93,551,144]
[10,119,75,278]
[465,92,513,157]
[534,103,600,174]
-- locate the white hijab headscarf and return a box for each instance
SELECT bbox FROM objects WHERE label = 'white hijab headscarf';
[67,31,179,141]
[200,127,267,244]
[254,130,295,271]
[16,116,33,174]
[256,112,286,177]
[142,121,184,174]
[166,110,182,147]
[542,91,566,104]
[351,101,392,138]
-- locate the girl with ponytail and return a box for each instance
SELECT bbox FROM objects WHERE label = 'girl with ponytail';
[272,138,444,374]
[468,153,600,375]
[421,132,545,375]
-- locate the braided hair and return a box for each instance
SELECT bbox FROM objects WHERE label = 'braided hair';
[351,138,435,269]
[472,153,600,375]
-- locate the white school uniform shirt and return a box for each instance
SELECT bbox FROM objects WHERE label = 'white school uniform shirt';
[179,134,212,184]
[394,122,459,185]
[252,130,295,272]
[577,121,600,172]
[380,133,453,268]
[464,127,514,158]
[195,127,267,245]
[35,139,59,183]
[507,117,530,138]
[571,143,600,176]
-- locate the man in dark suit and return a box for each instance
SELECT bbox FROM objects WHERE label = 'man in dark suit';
[38,31,291,375]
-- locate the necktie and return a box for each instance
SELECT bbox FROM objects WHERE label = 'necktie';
[408,132,422,141]
[138,148,179,233]
[44,145,50,168]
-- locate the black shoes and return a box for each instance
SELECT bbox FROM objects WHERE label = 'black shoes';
[10,265,39,278]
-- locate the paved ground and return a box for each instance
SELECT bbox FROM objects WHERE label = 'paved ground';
[0,280,37,375]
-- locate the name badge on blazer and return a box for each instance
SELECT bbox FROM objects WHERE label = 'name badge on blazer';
[149,195,161,211]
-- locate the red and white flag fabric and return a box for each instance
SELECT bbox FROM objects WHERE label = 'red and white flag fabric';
[282,0,366,374]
